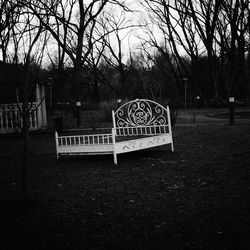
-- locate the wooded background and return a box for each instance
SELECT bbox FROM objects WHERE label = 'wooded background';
[0,0,249,107]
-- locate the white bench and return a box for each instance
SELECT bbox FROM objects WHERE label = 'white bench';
[55,99,174,164]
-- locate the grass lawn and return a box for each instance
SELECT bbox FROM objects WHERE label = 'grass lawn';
[0,124,250,249]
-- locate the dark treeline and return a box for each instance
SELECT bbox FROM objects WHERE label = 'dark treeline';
[0,0,250,107]
[141,0,250,106]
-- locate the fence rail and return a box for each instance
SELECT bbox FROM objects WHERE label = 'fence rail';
[0,102,41,134]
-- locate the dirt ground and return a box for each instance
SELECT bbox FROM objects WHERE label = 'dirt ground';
[0,123,250,249]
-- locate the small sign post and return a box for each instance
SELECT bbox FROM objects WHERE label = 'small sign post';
[229,97,235,125]
[183,78,188,109]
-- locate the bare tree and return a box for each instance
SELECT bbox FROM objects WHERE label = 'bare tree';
[0,0,20,62]
[96,7,137,98]
[140,0,207,104]
[4,3,48,202]
[25,0,128,101]
[140,0,250,104]
[218,0,250,100]
[130,48,172,100]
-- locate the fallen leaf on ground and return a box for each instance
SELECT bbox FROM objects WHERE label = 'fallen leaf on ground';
[129,199,135,203]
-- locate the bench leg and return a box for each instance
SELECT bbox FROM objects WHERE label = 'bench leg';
[171,143,174,152]
[113,152,117,165]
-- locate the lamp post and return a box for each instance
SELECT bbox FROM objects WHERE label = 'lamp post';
[183,78,188,109]
[75,101,82,126]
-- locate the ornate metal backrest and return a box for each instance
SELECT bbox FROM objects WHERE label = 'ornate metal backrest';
[113,99,169,127]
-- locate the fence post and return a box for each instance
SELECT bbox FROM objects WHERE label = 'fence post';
[36,84,43,128]
[229,97,235,125]
[55,131,59,159]
[40,85,47,127]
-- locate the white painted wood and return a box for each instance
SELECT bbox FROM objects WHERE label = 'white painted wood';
[57,144,113,155]
[55,99,174,164]
[115,125,169,137]
[114,134,173,154]
[40,85,47,127]
[112,128,117,165]
[0,84,47,134]
[167,106,174,152]
[55,131,59,159]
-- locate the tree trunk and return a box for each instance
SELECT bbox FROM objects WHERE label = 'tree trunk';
[93,82,100,104]
[21,102,30,203]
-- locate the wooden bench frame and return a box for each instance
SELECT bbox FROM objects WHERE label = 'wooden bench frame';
[55,99,174,164]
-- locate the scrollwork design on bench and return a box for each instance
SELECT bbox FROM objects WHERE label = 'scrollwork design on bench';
[115,99,168,127]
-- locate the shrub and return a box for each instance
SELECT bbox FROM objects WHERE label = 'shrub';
[98,100,117,122]
[170,108,180,126]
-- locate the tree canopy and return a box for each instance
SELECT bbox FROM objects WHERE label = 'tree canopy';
[0,0,249,105]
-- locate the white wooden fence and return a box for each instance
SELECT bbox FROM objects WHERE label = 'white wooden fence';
[0,85,47,134]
